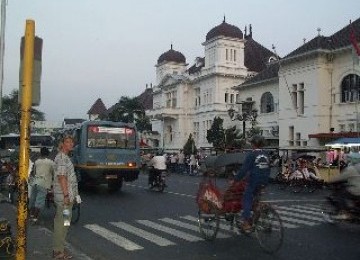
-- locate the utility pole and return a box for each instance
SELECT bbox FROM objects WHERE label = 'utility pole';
[0,0,7,134]
[16,19,35,260]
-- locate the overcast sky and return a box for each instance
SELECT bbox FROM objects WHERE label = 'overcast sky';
[2,0,360,122]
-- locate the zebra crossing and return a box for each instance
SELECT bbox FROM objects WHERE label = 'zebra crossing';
[84,203,326,252]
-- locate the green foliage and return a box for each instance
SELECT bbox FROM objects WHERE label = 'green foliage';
[225,126,243,149]
[183,134,197,156]
[206,116,225,149]
[0,89,45,134]
[100,96,152,132]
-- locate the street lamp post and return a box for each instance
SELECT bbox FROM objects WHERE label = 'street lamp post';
[228,104,258,140]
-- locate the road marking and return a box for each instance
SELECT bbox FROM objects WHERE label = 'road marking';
[110,221,175,247]
[277,215,318,226]
[180,215,233,231]
[159,217,231,238]
[294,204,324,212]
[137,220,203,242]
[276,208,324,222]
[84,224,143,251]
[277,205,325,217]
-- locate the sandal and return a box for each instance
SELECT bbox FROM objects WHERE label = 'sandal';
[53,251,73,259]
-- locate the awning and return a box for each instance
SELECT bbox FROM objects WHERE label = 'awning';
[325,137,360,148]
[309,132,360,139]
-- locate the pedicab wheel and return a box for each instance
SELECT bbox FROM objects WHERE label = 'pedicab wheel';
[198,202,220,241]
[71,203,81,224]
[290,180,303,193]
[305,182,317,193]
[254,203,284,254]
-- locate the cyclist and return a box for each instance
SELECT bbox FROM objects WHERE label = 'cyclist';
[234,135,271,232]
[148,152,167,187]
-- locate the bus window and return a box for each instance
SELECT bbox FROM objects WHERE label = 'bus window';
[86,125,136,149]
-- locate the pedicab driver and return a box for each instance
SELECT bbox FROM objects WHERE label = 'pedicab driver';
[234,135,271,232]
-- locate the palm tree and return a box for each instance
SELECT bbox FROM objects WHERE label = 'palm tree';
[100,96,152,132]
[0,89,45,134]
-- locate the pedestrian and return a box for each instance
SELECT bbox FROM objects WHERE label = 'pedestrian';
[177,150,185,174]
[233,135,271,232]
[169,153,177,173]
[52,134,79,259]
[189,154,197,175]
[29,147,54,224]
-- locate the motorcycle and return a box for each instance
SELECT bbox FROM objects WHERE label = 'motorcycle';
[322,182,360,224]
[148,166,167,192]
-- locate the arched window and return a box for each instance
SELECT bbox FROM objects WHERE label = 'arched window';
[260,92,274,113]
[341,74,360,103]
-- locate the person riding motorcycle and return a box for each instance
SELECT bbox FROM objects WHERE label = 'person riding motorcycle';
[148,152,167,187]
[327,156,360,219]
[233,135,271,232]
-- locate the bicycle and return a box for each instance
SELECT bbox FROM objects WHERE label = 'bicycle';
[196,170,284,254]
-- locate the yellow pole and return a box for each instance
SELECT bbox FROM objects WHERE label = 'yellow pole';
[16,19,35,260]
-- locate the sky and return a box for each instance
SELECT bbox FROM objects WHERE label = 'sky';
[1,0,360,122]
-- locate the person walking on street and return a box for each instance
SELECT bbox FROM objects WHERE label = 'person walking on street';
[52,135,79,259]
[29,147,54,224]
[177,150,185,174]
[189,154,197,175]
[233,135,271,232]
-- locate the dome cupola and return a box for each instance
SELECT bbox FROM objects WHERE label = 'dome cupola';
[206,17,243,41]
[157,44,186,64]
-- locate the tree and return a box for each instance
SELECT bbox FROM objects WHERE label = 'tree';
[224,126,243,149]
[100,96,152,132]
[0,89,45,134]
[206,116,225,149]
[183,134,197,156]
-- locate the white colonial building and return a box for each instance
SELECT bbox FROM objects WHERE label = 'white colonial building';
[148,19,277,151]
[234,18,360,149]
[148,17,360,151]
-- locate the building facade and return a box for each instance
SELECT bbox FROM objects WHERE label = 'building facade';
[148,19,276,151]
[234,18,360,149]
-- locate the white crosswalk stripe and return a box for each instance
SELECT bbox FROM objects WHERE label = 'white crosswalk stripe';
[276,208,325,222]
[83,204,328,252]
[137,219,203,242]
[180,215,236,232]
[159,217,231,238]
[84,224,143,251]
[110,221,175,247]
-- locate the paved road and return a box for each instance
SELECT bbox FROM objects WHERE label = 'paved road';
[3,173,360,259]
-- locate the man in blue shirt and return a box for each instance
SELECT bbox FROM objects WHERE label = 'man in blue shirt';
[234,135,271,232]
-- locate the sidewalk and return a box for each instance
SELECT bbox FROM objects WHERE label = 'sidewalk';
[0,194,91,260]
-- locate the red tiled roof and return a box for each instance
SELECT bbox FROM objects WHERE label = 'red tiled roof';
[87,98,107,115]
[136,88,153,110]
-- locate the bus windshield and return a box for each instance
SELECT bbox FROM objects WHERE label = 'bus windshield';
[86,125,136,149]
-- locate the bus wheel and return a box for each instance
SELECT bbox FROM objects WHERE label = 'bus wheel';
[108,179,122,192]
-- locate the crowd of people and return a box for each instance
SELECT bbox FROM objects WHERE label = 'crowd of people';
[1,134,79,259]
[141,149,202,176]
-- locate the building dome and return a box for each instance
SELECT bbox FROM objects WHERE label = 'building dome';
[157,44,186,64]
[206,18,243,41]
